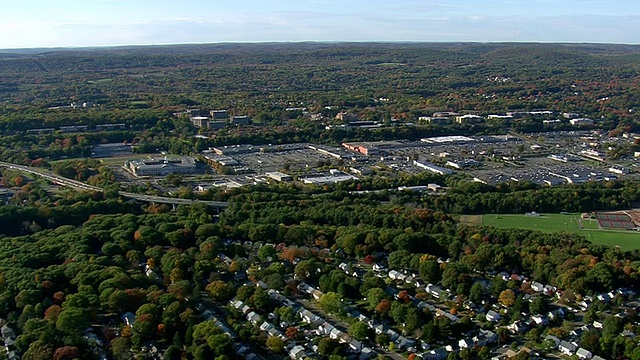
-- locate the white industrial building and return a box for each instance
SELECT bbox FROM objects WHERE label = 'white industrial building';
[126,157,197,177]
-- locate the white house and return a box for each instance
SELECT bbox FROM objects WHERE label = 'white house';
[288,345,306,360]
[531,282,544,292]
[576,348,593,360]
[559,341,577,356]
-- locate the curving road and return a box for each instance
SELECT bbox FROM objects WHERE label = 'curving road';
[0,161,229,208]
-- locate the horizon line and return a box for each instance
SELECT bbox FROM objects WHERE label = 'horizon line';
[2,40,640,52]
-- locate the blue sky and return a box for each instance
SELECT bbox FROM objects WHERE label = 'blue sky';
[1,0,640,48]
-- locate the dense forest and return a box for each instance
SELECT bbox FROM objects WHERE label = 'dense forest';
[0,179,639,359]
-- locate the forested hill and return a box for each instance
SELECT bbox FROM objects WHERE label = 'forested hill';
[2,42,640,117]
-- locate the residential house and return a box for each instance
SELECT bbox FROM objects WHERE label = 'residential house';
[459,338,474,349]
[507,321,527,334]
[122,312,136,327]
[372,263,387,272]
[532,315,548,326]
[288,345,306,360]
[576,348,593,359]
[311,289,324,301]
[385,329,400,341]
[505,347,531,359]
[621,329,636,338]
[486,310,502,322]
[247,312,261,326]
[319,322,335,335]
[388,270,406,282]
[429,285,446,299]
[330,328,343,340]
[349,339,363,352]
[531,282,544,292]
[543,285,557,296]
[474,329,498,346]
[299,309,322,325]
[593,320,603,329]
[267,327,284,339]
[544,335,560,347]
[260,321,274,332]
[424,348,449,360]
[360,347,376,360]
[396,336,416,350]
[559,341,577,356]
[548,308,565,321]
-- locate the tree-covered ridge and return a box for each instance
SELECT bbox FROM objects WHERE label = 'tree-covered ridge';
[2,43,640,122]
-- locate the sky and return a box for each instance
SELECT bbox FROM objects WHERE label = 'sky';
[1,0,640,49]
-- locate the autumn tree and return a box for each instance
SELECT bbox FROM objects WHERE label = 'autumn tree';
[498,289,516,307]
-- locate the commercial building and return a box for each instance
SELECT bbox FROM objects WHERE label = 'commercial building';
[342,141,403,156]
[421,136,476,144]
[96,123,126,131]
[266,172,293,182]
[455,114,483,124]
[300,170,358,185]
[190,116,210,128]
[413,159,454,175]
[91,143,133,158]
[230,116,251,125]
[570,118,595,126]
[418,116,452,125]
[210,110,229,119]
[126,157,197,177]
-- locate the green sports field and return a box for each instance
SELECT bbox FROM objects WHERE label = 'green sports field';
[481,213,640,251]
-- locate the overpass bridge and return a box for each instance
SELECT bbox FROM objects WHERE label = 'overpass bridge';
[0,161,229,209]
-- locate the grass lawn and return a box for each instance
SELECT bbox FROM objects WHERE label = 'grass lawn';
[481,213,640,251]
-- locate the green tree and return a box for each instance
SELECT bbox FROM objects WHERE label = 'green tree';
[348,321,371,341]
[56,307,90,335]
[319,292,344,316]
[206,280,235,302]
[22,341,54,360]
[266,336,284,353]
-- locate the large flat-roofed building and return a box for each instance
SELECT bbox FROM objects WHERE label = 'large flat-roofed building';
[419,116,452,126]
[570,118,594,126]
[301,170,358,184]
[126,157,197,177]
[455,114,483,124]
[342,141,403,156]
[432,111,459,117]
[91,143,133,158]
[212,144,258,155]
[190,116,210,128]
[421,135,476,144]
[207,121,226,130]
[413,159,454,175]
[60,125,89,133]
[210,110,229,119]
[96,123,126,131]
[266,171,293,182]
[230,116,251,125]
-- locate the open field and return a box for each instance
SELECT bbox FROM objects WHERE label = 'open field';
[481,213,640,251]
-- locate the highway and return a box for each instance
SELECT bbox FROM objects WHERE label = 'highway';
[0,161,229,208]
